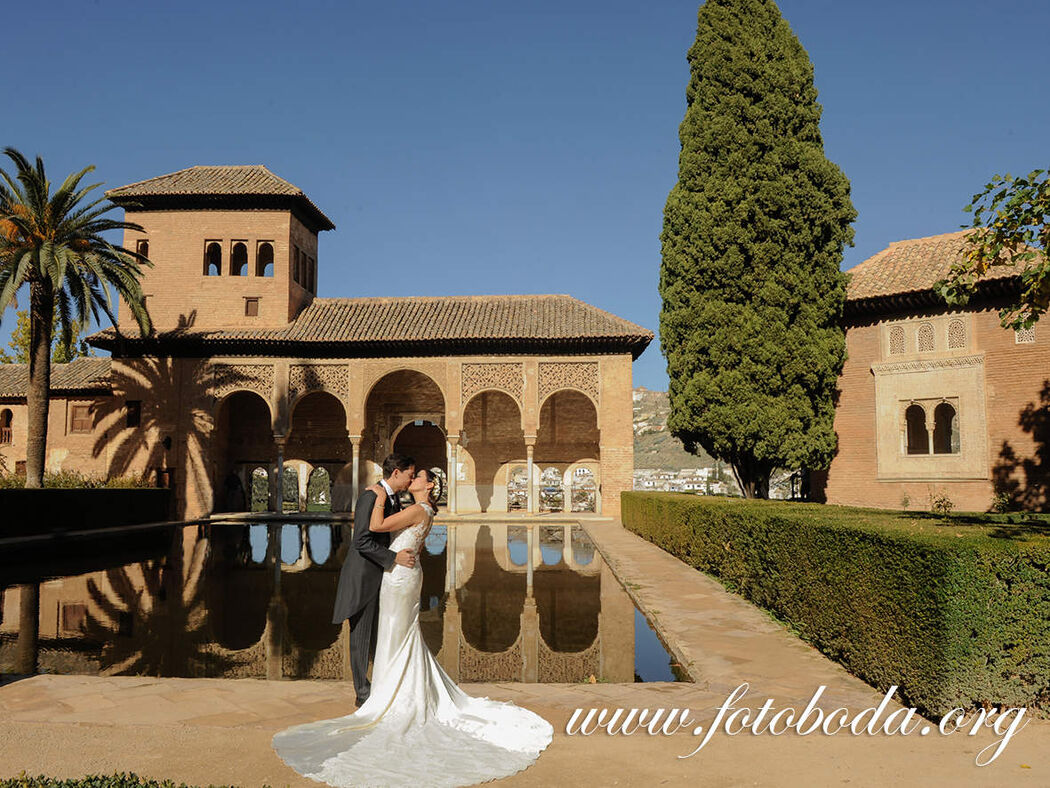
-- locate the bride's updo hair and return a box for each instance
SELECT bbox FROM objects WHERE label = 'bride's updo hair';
[422,468,442,510]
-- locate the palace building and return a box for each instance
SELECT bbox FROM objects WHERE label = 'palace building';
[820,230,1050,512]
[0,165,652,519]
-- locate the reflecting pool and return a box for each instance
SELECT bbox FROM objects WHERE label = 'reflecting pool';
[0,520,687,684]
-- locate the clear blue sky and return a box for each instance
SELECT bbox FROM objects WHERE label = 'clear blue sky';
[3,0,1048,390]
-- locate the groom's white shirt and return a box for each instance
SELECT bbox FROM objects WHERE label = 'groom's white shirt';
[379,478,394,499]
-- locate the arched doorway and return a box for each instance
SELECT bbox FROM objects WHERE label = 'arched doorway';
[363,370,445,487]
[536,390,600,513]
[461,391,525,512]
[213,391,274,513]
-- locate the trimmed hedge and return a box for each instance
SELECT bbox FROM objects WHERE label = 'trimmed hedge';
[622,492,1050,719]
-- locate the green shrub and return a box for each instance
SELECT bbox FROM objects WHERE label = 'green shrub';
[0,470,154,489]
[621,492,1050,719]
[0,772,246,787]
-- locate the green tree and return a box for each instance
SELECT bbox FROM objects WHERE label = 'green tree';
[0,308,92,363]
[0,148,152,488]
[937,169,1049,329]
[659,0,856,498]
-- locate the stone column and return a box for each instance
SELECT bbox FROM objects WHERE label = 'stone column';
[274,435,287,514]
[350,436,361,510]
[447,435,460,514]
[525,439,536,514]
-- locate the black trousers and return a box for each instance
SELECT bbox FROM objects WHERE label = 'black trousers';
[348,597,380,702]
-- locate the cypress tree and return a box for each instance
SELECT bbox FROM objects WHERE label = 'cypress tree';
[659,0,856,498]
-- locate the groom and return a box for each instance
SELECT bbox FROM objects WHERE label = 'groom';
[332,452,417,706]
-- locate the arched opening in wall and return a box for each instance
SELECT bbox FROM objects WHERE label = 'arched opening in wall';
[570,466,597,512]
[461,391,525,512]
[286,392,350,498]
[230,242,248,276]
[905,404,929,455]
[535,564,600,652]
[393,421,447,503]
[250,466,270,512]
[256,242,274,277]
[363,370,445,488]
[540,467,564,513]
[933,403,959,454]
[282,466,299,512]
[204,242,222,276]
[204,534,268,650]
[507,465,528,510]
[536,390,600,510]
[0,408,12,445]
[307,466,333,511]
[213,390,274,513]
[459,527,525,652]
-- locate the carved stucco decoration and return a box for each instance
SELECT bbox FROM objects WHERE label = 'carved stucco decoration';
[461,362,524,404]
[458,634,524,682]
[537,635,601,683]
[538,361,599,404]
[210,363,275,401]
[289,363,348,404]
[871,354,984,375]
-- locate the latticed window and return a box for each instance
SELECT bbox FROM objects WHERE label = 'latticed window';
[917,322,935,352]
[889,326,905,354]
[1016,327,1036,344]
[947,319,965,349]
[70,404,92,433]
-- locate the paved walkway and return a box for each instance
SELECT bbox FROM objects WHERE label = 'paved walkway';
[1,521,1047,787]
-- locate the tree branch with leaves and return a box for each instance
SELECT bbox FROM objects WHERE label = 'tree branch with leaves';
[936,168,1049,330]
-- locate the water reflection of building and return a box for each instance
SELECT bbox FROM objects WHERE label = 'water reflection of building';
[1,522,635,684]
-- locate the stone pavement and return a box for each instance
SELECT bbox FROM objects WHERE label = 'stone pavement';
[1,521,1047,787]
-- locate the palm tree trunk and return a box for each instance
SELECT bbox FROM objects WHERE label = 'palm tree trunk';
[24,281,53,489]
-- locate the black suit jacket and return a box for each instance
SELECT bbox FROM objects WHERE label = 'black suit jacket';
[331,487,400,624]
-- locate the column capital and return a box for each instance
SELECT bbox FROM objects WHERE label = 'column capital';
[524,435,536,448]
[274,434,288,447]
[446,433,461,446]
[349,434,362,446]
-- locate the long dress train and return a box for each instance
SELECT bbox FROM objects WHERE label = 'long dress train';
[271,503,554,787]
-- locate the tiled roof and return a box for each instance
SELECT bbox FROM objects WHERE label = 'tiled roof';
[88,295,654,358]
[845,230,1024,302]
[0,357,112,399]
[105,165,335,231]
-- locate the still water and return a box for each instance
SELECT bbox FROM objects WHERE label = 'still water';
[0,520,687,684]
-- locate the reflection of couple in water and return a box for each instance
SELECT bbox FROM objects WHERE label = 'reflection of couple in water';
[271,452,553,787]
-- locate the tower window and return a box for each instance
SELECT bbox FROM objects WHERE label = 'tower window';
[245,297,260,317]
[136,239,149,259]
[230,242,248,276]
[256,241,274,277]
[933,402,959,454]
[204,241,222,276]
[125,400,141,429]
[0,408,12,445]
[917,322,935,352]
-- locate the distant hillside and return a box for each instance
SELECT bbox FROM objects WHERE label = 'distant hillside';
[633,387,713,470]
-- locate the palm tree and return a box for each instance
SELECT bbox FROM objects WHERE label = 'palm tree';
[0,148,152,488]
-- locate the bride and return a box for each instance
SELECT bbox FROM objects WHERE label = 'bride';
[272,468,554,787]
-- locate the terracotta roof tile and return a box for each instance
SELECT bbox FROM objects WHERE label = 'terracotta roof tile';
[845,229,1027,302]
[0,357,112,399]
[88,295,654,357]
[105,165,334,231]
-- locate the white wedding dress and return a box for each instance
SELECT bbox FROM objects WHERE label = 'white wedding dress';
[272,503,554,787]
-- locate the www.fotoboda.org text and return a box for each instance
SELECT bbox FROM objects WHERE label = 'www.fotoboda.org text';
[564,682,1029,766]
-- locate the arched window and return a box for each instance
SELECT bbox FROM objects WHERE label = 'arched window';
[540,466,564,512]
[250,467,269,512]
[947,319,965,349]
[136,239,149,259]
[933,403,959,454]
[307,467,332,512]
[917,322,935,352]
[570,467,596,512]
[282,466,299,512]
[230,242,248,276]
[204,242,222,276]
[906,404,929,455]
[0,408,12,445]
[256,242,274,277]
[507,465,528,510]
[889,326,905,355]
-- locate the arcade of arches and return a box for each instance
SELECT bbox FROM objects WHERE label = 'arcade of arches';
[147,355,635,519]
